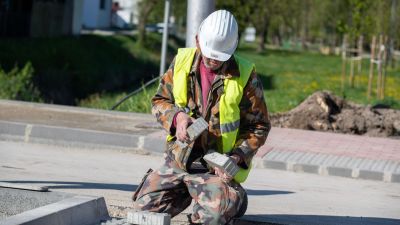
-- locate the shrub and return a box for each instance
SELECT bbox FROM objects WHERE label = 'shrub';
[0,62,42,102]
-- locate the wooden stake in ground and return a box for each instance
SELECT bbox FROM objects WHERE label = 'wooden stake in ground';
[357,35,363,74]
[377,35,384,99]
[367,36,377,100]
[341,35,348,92]
[381,36,389,99]
[349,58,355,87]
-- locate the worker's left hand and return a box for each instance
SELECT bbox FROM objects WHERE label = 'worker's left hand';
[214,155,241,183]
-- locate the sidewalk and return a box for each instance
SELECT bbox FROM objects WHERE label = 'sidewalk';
[1,100,399,183]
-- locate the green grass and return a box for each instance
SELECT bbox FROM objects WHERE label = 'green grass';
[237,43,400,112]
[81,41,399,113]
[2,33,398,113]
[79,83,158,113]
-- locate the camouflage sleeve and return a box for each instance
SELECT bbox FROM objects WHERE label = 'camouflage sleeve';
[231,70,271,169]
[151,59,181,135]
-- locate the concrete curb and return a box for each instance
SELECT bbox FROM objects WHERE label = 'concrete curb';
[256,149,400,183]
[0,120,164,154]
[0,196,109,225]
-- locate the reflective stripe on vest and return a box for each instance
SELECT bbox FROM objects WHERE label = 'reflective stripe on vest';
[171,47,255,183]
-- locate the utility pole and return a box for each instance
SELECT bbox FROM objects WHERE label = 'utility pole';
[160,0,171,75]
[185,0,215,47]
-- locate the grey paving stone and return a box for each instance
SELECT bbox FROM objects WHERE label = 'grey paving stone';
[30,125,139,148]
[347,158,364,169]
[263,150,280,160]
[327,166,353,178]
[359,170,384,181]
[358,159,375,170]
[143,137,165,154]
[293,163,320,174]
[0,121,26,137]
[286,151,304,162]
[263,160,287,170]
[391,173,400,183]
[383,161,400,172]
[274,150,292,162]
[370,160,390,171]
[322,155,340,167]
[309,153,328,165]
[334,156,352,167]
[395,164,400,174]
[299,152,318,164]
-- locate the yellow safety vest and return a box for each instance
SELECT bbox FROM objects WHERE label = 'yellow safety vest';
[171,47,254,183]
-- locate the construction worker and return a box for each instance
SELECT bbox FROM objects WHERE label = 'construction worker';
[133,10,271,225]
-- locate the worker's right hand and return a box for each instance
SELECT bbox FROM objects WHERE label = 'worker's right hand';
[176,112,194,142]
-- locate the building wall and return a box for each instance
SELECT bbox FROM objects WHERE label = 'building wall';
[82,0,111,29]
[97,0,111,28]
[82,0,98,28]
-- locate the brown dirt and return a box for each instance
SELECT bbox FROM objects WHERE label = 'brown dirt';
[270,91,400,138]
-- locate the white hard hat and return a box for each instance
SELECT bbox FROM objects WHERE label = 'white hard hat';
[198,10,238,62]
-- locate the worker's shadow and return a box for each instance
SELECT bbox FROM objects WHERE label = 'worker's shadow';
[4,181,294,196]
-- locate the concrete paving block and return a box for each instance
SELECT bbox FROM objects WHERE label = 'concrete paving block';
[391,173,400,183]
[395,164,400,174]
[297,152,317,164]
[370,160,390,171]
[263,150,280,160]
[359,170,384,181]
[0,121,26,137]
[143,137,165,154]
[358,159,375,170]
[273,150,292,162]
[327,166,353,178]
[346,158,363,169]
[30,125,139,148]
[383,161,400,172]
[286,151,304,163]
[263,160,287,170]
[309,153,327,165]
[292,163,319,174]
[127,210,170,225]
[322,155,340,167]
[333,156,352,167]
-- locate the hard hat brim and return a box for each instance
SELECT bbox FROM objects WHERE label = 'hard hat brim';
[199,41,234,62]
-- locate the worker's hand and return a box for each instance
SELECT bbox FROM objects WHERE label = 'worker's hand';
[214,167,233,183]
[175,112,195,142]
[214,155,240,183]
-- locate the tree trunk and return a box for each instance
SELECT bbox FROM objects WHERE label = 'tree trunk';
[257,12,269,53]
[137,0,158,46]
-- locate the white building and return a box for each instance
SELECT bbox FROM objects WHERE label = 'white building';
[82,0,112,29]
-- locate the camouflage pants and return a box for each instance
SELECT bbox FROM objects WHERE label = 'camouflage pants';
[133,155,247,225]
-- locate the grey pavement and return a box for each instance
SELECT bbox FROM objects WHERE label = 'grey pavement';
[0,187,75,220]
[1,100,399,183]
[1,140,400,225]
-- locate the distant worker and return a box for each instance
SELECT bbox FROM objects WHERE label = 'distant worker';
[133,10,271,225]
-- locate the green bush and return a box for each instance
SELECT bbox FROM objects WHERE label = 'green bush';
[0,62,42,102]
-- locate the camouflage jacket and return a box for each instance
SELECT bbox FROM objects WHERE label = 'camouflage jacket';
[152,49,271,171]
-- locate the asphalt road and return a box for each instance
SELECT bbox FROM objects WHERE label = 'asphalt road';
[1,140,400,225]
